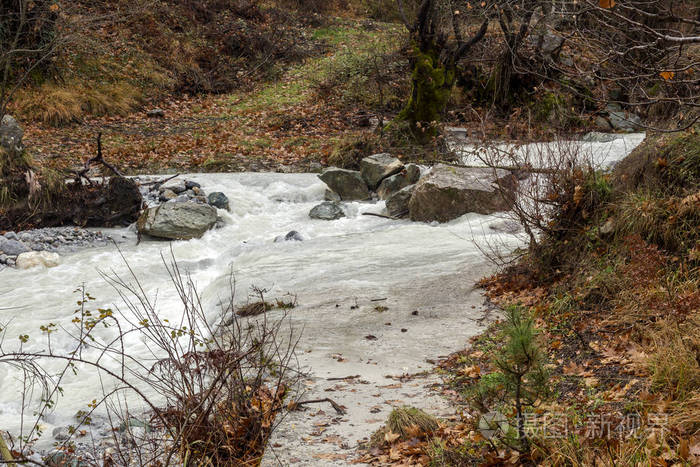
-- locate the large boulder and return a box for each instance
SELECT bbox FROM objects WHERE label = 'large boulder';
[318,169,370,201]
[16,251,60,269]
[137,202,217,240]
[0,115,23,153]
[385,184,415,218]
[360,153,404,189]
[408,164,517,223]
[309,202,345,220]
[377,164,421,200]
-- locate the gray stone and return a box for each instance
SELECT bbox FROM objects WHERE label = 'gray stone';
[275,230,304,242]
[171,194,190,203]
[324,189,341,202]
[582,132,619,143]
[309,202,345,220]
[137,202,218,240]
[318,168,370,201]
[360,153,404,189]
[377,164,421,200]
[600,218,615,235]
[53,426,70,441]
[208,192,230,210]
[159,189,177,202]
[3,231,18,241]
[594,116,613,131]
[0,114,23,152]
[160,181,186,194]
[0,238,30,256]
[385,184,415,218]
[0,254,7,264]
[185,180,201,190]
[605,104,642,132]
[409,164,517,223]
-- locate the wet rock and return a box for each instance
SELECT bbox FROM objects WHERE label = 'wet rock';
[185,180,201,190]
[0,237,30,256]
[0,114,23,152]
[318,168,370,201]
[605,104,642,132]
[385,184,415,218]
[309,202,345,220]
[16,251,61,269]
[360,153,404,189]
[137,202,218,240]
[208,192,230,211]
[160,180,187,194]
[377,164,421,200]
[275,230,304,242]
[582,132,619,143]
[159,189,177,202]
[52,426,70,441]
[489,219,522,234]
[409,164,517,223]
[324,189,341,202]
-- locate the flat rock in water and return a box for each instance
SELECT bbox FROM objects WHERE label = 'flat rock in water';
[385,184,415,218]
[360,153,404,189]
[377,163,420,200]
[409,164,517,223]
[318,169,370,201]
[137,202,217,240]
[309,202,345,220]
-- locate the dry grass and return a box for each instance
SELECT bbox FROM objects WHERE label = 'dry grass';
[370,407,439,447]
[649,317,700,401]
[13,82,143,126]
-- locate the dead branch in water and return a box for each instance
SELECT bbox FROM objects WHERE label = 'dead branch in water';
[287,398,346,415]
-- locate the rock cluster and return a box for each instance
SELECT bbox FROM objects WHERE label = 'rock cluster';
[1,228,110,268]
[595,103,642,132]
[134,177,229,240]
[313,154,518,223]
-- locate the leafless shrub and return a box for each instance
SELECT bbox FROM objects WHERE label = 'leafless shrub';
[0,248,302,465]
[460,131,608,271]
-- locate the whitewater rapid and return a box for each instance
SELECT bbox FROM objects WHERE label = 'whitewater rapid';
[0,133,645,453]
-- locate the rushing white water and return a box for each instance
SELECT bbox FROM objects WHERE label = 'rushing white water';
[0,133,645,452]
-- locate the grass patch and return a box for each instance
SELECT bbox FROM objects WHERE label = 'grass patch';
[370,407,439,447]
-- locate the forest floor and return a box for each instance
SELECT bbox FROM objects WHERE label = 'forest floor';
[22,20,403,175]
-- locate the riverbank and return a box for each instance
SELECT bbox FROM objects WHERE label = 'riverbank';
[363,127,700,465]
